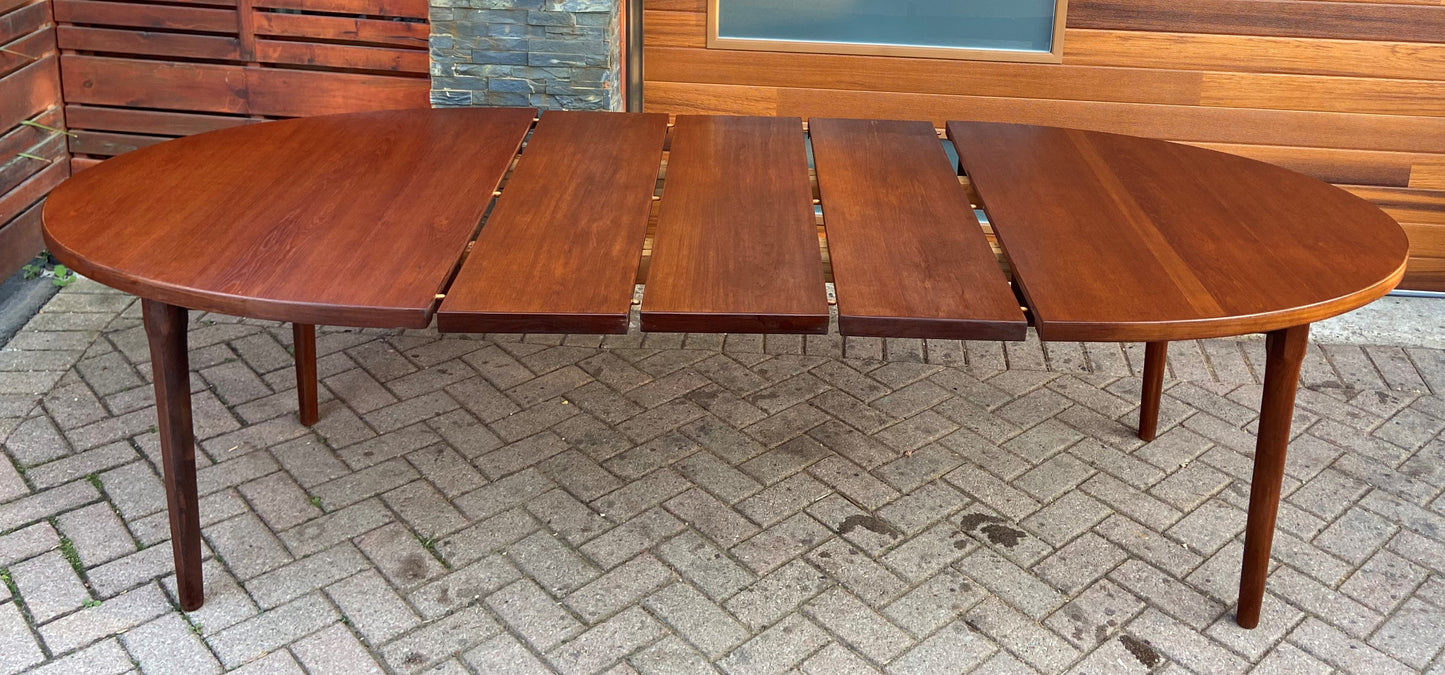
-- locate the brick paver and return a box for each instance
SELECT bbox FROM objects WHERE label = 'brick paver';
[2,279,1445,673]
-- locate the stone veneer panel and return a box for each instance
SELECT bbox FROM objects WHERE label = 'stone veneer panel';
[430,0,623,110]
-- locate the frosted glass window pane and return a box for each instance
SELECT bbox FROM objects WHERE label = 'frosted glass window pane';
[717,0,1058,53]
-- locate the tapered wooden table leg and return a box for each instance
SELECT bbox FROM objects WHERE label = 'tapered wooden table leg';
[142,300,204,611]
[1139,341,1168,441]
[1237,324,1310,629]
[293,324,319,426]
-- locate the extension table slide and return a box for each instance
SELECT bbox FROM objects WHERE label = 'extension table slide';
[41,109,1409,630]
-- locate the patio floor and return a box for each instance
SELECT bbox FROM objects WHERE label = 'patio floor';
[2,278,1444,674]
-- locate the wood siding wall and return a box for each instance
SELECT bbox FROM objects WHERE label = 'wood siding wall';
[1,0,66,277]
[641,0,1445,291]
[55,0,432,171]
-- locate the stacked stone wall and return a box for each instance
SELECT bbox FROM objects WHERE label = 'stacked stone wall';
[431,0,622,110]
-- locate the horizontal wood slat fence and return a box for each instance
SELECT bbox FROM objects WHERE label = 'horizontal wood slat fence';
[641,0,1445,291]
[1,0,66,277]
[55,0,432,171]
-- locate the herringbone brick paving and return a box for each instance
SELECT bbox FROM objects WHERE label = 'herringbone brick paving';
[3,279,1445,674]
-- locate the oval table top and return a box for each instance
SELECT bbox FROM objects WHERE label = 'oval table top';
[43,109,1410,342]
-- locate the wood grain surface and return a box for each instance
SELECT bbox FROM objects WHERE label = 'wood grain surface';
[641,115,828,333]
[947,121,1409,342]
[0,201,45,278]
[61,56,430,119]
[0,0,64,278]
[438,111,668,334]
[1069,0,1445,44]
[809,117,1025,341]
[62,105,254,137]
[52,0,432,176]
[255,0,428,19]
[640,0,1445,291]
[43,108,535,327]
[56,26,244,62]
[141,299,203,611]
[52,0,238,34]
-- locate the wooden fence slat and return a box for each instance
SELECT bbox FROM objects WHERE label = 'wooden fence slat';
[69,156,101,173]
[252,11,427,48]
[1,0,59,278]
[1,28,54,77]
[253,0,426,19]
[68,129,168,157]
[56,25,242,60]
[61,56,248,113]
[237,0,254,59]
[0,0,49,45]
[0,107,62,160]
[255,38,426,73]
[0,132,63,194]
[0,200,46,278]
[62,56,429,116]
[243,66,429,117]
[53,0,238,34]
[0,56,60,134]
[0,0,42,16]
[64,104,253,136]
[100,0,238,8]
[0,159,64,227]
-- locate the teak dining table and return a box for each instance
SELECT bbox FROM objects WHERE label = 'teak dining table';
[41,108,1409,630]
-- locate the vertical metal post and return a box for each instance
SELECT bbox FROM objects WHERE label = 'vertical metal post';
[626,0,644,112]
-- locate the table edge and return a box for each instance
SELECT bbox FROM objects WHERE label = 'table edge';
[640,311,830,335]
[436,310,632,335]
[43,227,436,329]
[838,314,1028,342]
[1031,257,1407,343]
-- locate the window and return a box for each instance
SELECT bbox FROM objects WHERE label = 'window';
[708,0,1067,63]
